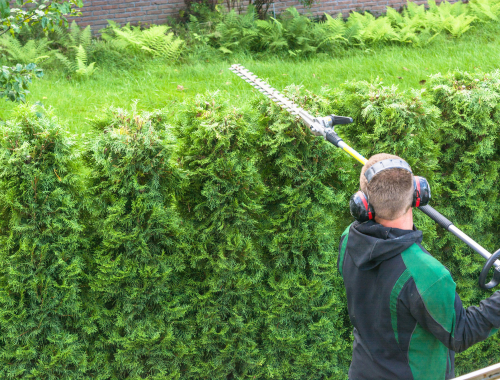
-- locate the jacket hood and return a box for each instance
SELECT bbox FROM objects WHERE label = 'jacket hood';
[346,220,423,270]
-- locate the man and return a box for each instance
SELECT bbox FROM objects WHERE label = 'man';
[338,153,500,380]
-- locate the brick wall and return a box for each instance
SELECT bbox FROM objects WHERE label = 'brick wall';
[71,0,428,31]
[271,0,428,17]
[71,0,186,32]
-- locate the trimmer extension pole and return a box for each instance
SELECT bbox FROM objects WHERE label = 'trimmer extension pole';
[230,64,500,289]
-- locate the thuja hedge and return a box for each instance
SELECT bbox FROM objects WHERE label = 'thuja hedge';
[1,70,500,378]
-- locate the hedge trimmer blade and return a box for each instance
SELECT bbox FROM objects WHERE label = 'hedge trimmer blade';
[229,64,315,127]
[230,63,500,289]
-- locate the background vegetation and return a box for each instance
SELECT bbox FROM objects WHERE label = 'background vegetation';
[1,0,500,130]
[1,0,500,378]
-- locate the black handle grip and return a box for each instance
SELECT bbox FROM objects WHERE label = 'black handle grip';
[325,129,343,147]
[417,205,453,230]
[479,249,500,290]
[330,115,353,125]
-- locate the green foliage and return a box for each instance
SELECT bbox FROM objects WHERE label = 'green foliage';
[171,92,350,378]
[190,0,500,56]
[55,44,97,78]
[82,106,191,378]
[0,35,51,64]
[0,0,82,36]
[212,8,257,54]
[469,0,500,21]
[0,63,43,102]
[52,21,97,78]
[51,21,92,54]
[2,69,500,378]
[0,105,86,378]
[106,22,185,61]
[0,0,82,103]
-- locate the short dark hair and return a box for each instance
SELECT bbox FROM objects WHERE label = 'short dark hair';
[360,153,414,220]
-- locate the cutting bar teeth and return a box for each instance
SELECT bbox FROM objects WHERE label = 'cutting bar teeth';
[230,63,306,113]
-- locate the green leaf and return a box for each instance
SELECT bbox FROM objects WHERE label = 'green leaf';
[0,0,10,18]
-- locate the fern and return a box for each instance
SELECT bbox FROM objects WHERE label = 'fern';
[75,45,97,77]
[0,35,50,64]
[212,8,257,53]
[52,21,92,52]
[109,23,185,61]
[425,0,476,36]
[469,0,500,22]
[316,14,347,50]
[281,8,316,55]
[255,18,288,52]
[54,51,75,72]
[55,44,97,78]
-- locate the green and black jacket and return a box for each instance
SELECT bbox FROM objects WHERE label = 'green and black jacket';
[338,221,500,380]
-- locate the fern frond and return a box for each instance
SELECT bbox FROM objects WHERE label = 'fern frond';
[76,61,97,77]
[69,21,81,47]
[76,44,88,66]
[317,13,347,49]
[55,51,76,72]
[80,26,92,51]
[52,24,71,49]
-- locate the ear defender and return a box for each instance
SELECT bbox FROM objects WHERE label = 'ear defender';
[350,191,375,222]
[412,176,431,207]
[349,159,432,222]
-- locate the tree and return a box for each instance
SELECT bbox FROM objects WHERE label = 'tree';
[0,0,83,102]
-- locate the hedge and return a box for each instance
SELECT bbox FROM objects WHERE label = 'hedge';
[1,70,500,379]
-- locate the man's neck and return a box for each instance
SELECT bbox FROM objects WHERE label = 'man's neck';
[374,208,413,230]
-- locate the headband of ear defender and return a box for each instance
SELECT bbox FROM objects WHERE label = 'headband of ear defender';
[364,159,412,183]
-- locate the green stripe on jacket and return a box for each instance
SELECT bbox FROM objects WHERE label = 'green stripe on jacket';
[390,269,411,344]
[401,243,456,380]
[338,224,352,278]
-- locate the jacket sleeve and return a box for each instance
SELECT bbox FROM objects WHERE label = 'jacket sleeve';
[405,275,500,353]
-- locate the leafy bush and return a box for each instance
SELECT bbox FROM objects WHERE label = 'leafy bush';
[0,63,43,102]
[82,107,191,377]
[0,105,87,378]
[0,0,82,102]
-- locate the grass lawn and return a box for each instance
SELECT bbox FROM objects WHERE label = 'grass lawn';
[1,23,499,133]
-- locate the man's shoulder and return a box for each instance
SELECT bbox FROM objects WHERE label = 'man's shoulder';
[401,243,455,295]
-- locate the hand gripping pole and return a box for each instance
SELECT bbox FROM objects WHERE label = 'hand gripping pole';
[229,64,500,289]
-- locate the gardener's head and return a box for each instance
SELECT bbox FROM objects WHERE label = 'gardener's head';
[360,153,414,221]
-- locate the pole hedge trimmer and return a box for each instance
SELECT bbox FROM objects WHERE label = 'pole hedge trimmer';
[229,63,500,290]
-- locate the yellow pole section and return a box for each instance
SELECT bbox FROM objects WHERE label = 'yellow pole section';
[342,144,368,165]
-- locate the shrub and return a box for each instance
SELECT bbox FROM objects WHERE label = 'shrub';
[0,105,87,378]
[172,93,269,378]
[82,107,191,378]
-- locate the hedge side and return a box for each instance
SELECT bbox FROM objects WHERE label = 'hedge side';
[1,71,500,379]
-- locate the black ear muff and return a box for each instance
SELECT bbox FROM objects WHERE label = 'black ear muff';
[412,176,431,207]
[350,191,375,222]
